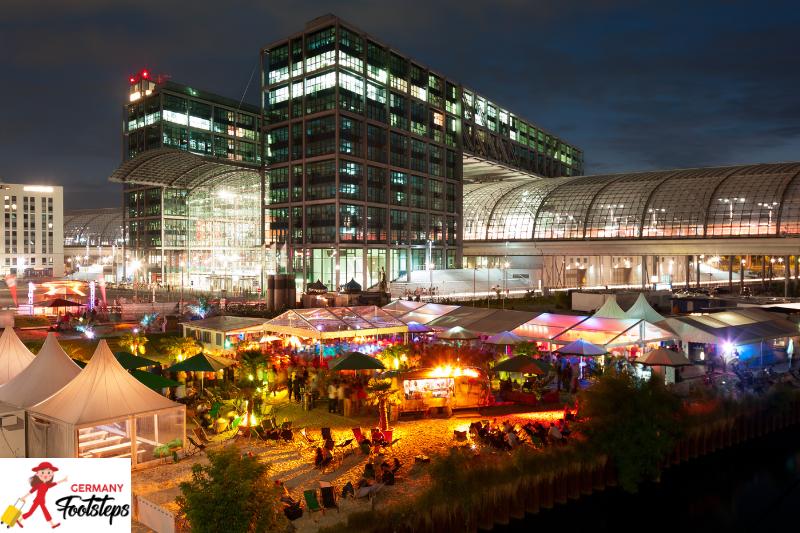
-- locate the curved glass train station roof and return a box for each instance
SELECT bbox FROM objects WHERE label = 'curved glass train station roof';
[109,148,260,190]
[463,162,800,241]
[64,208,124,247]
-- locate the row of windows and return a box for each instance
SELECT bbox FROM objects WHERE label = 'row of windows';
[268,205,458,245]
[267,116,458,178]
[267,161,455,211]
[264,25,581,171]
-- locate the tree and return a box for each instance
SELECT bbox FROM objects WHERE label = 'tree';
[512,341,540,358]
[120,331,148,355]
[366,378,400,431]
[579,369,683,492]
[177,448,284,533]
[160,336,202,363]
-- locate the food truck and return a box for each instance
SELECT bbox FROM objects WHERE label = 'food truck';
[389,366,490,417]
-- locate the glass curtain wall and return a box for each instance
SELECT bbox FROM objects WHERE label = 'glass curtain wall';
[185,172,262,292]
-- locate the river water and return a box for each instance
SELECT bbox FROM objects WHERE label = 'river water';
[495,426,800,532]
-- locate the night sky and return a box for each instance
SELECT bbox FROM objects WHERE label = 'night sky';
[2,0,799,210]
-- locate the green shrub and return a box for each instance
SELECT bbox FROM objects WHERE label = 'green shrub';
[579,369,683,492]
[176,448,284,533]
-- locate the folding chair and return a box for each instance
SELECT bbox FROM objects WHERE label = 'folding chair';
[192,427,211,446]
[186,435,206,456]
[352,427,366,444]
[303,489,325,519]
[319,482,339,513]
[249,426,267,443]
[297,427,319,452]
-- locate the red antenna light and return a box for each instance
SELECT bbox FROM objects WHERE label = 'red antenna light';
[129,76,136,84]
[141,70,150,79]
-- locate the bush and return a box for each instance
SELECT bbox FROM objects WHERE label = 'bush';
[579,369,683,492]
[177,448,285,533]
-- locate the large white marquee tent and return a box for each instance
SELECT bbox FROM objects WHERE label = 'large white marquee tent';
[0,327,35,385]
[27,340,185,467]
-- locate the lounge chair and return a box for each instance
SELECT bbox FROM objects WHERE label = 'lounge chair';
[319,482,339,513]
[303,489,324,518]
[299,427,318,448]
[352,427,366,444]
[371,429,400,451]
[249,427,267,442]
[186,435,206,456]
[192,427,211,445]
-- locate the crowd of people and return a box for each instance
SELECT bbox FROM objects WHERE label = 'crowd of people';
[469,415,573,450]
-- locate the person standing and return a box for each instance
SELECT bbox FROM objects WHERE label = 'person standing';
[328,381,338,413]
[563,362,573,394]
[337,381,346,415]
[292,375,302,403]
[286,373,294,402]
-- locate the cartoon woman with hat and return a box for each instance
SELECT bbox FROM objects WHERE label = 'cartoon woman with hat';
[16,461,67,529]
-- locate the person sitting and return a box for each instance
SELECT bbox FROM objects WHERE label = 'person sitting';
[505,429,520,449]
[313,447,324,468]
[548,422,563,444]
[363,461,376,480]
[380,461,396,485]
[391,457,402,474]
[501,420,513,433]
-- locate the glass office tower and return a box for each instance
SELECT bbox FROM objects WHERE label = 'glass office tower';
[262,15,583,292]
[121,72,262,288]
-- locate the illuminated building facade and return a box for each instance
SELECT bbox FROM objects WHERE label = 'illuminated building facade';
[462,163,800,291]
[0,183,63,278]
[262,15,583,292]
[121,72,262,289]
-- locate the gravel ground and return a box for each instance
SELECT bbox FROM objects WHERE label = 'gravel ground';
[133,390,571,532]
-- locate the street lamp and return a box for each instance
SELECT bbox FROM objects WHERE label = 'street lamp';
[502,260,510,309]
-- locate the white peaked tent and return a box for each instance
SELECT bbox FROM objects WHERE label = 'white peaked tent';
[0,333,81,408]
[0,327,35,385]
[27,340,185,466]
[625,293,667,323]
[593,296,628,319]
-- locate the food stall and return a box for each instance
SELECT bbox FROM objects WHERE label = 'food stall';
[388,366,490,416]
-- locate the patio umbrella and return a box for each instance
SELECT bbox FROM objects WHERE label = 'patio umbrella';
[114,351,159,370]
[439,326,480,340]
[493,355,550,375]
[167,353,235,373]
[38,298,84,308]
[484,331,526,345]
[131,369,180,391]
[167,353,236,392]
[555,339,607,357]
[636,347,692,367]
[329,352,386,371]
[406,321,433,333]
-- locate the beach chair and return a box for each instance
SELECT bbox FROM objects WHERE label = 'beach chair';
[226,416,245,442]
[352,427,366,444]
[319,482,339,513]
[249,426,267,443]
[186,435,206,456]
[372,429,400,451]
[303,489,325,519]
[192,427,212,446]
